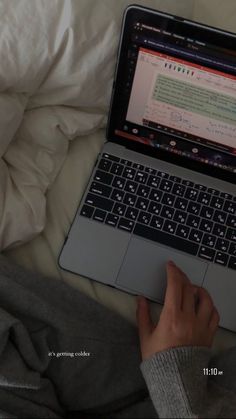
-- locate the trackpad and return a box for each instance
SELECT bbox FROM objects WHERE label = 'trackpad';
[116,237,208,303]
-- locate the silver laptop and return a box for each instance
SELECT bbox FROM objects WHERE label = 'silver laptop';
[59,5,236,332]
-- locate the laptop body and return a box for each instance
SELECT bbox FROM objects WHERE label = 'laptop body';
[59,5,236,332]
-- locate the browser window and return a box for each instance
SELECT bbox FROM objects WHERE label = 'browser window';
[127,48,236,152]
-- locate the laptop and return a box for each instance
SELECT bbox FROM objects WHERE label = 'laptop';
[59,4,236,332]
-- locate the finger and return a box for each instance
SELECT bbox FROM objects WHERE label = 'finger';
[196,287,214,324]
[193,286,200,312]
[164,261,186,311]
[182,284,195,313]
[136,296,153,344]
[209,307,220,332]
[174,265,191,285]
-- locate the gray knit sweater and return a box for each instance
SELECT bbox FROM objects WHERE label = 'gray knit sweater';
[141,345,236,418]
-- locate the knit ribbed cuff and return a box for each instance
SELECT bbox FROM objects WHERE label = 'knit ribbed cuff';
[140,346,211,418]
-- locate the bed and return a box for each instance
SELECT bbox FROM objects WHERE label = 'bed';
[2,0,236,352]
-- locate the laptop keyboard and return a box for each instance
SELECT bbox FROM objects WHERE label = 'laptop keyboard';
[80,153,236,271]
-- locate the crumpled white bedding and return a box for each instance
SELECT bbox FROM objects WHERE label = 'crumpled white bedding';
[0,0,197,251]
[2,0,236,350]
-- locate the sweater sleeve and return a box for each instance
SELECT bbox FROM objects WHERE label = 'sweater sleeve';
[140,346,236,419]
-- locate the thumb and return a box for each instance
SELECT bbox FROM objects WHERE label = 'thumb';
[136,296,153,344]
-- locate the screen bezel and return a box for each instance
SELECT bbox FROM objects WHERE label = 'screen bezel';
[107,4,236,185]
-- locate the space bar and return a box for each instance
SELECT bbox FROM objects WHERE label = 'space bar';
[134,223,199,256]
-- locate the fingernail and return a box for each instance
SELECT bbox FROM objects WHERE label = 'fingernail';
[193,286,199,295]
[137,296,144,304]
[168,260,176,267]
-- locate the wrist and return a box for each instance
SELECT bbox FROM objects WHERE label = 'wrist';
[140,346,211,418]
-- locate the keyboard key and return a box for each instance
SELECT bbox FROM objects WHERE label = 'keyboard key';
[112,176,126,190]
[93,209,107,222]
[182,180,194,187]
[98,158,112,171]
[113,203,126,216]
[189,229,203,244]
[94,170,114,185]
[228,256,236,270]
[118,218,134,233]
[202,234,216,248]
[125,180,138,194]
[169,175,181,183]
[111,189,125,203]
[162,193,175,206]
[210,196,224,210]
[215,238,230,253]
[161,206,175,220]
[172,183,186,197]
[125,207,139,221]
[187,201,201,215]
[120,159,132,166]
[195,184,207,191]
[226,214,236,228]
[198,246,216,262]
[137,185,150,198]
[173,210,188,224]
[223,200,236,214]
[197,192,211,205]
[148,201,162,215]
[163,220,177,235]
[212,223,226,238]
[133,163,144,170]
[207,188,220,196]
[89,182,112,198]
[80,205,94,219]
[147,175,160,188]
[157,171,169,179]
[220,192,233,200]
[105,213,119,227]
[200,206,214,220]
[138,211,152,225]
[215,252,229,267]
[186,214,201,228]
[150,215,164,230]
[199,219,213,233]
[159,180,173,192]
[229,243,236,256]
[85,193,114,212]
[226,228,236,242]
[110,163,124,176]
[145,167,156,175]
[136,197,149,211]
[149,189,163,202]
[103,153,120,162]
[175,197,188,211]
[176,225,190,239]
[135,171,148,184]
[122,167,136,180]
[185,188,198,201]
[213,210,227,225]
[123,193,137,207]
[134,224,199,256]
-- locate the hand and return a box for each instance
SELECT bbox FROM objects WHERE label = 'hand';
[136,261,220,361]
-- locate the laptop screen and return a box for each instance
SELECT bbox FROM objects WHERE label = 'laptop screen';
[108,6,236,177]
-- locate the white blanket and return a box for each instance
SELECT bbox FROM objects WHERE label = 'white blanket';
[1,0,161,249]
[0,0,195,251]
